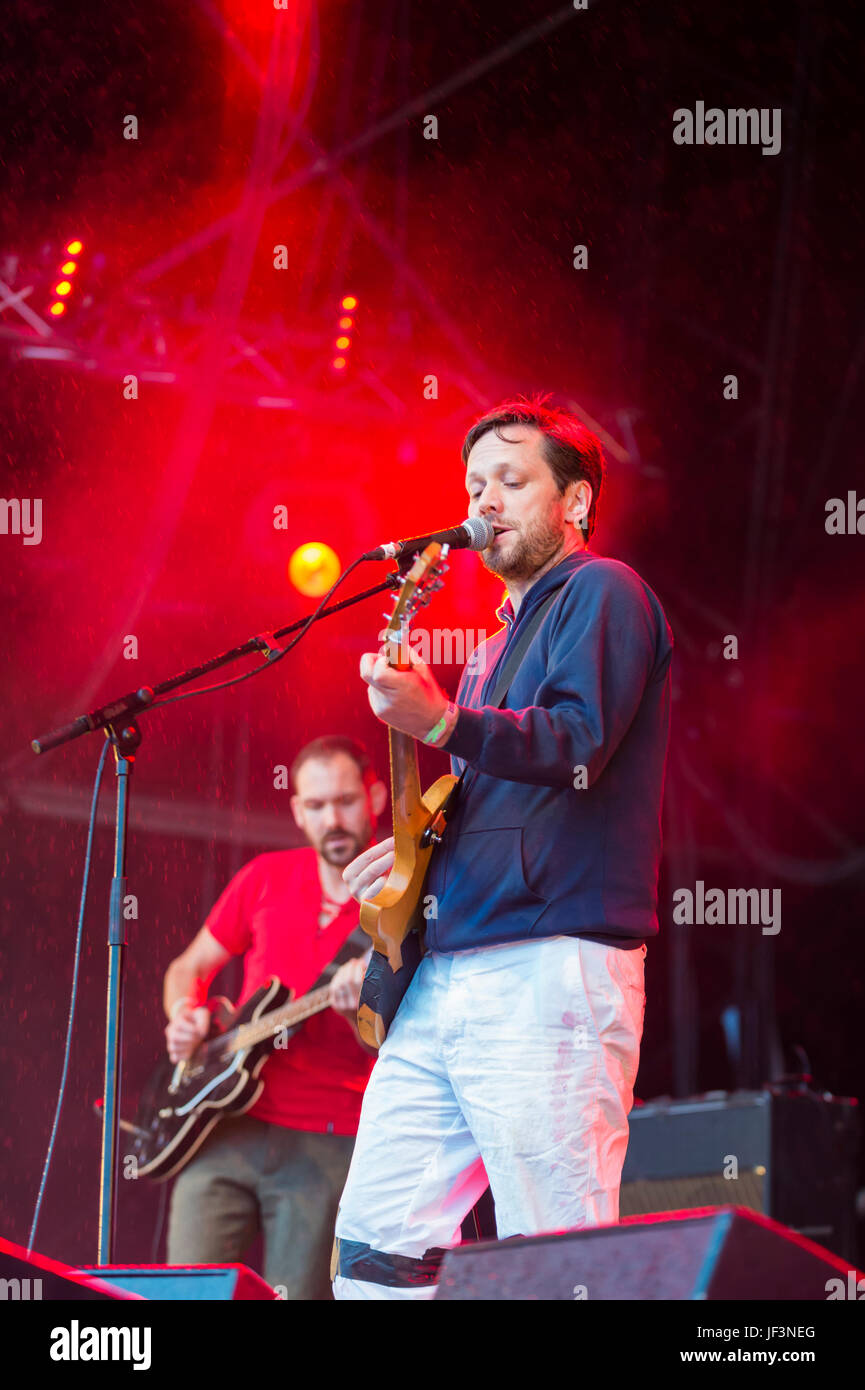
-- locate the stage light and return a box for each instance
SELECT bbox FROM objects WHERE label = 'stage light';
[330,296,356,373]
[48,238,88,322]
[288,542,341,597]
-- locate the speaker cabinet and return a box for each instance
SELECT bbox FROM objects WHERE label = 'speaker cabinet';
[73,1263,277,1300]
[436,1206,862,1300]
[0,1238,141,1300]
[621,1089,860,1261]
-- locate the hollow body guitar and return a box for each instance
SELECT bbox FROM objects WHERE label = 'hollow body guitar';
[357,543,458,1049]
[129,978,332,1181]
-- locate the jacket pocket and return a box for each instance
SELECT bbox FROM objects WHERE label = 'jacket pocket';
[440,825,547,927]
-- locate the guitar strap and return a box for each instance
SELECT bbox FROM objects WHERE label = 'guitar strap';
[486,586,562,709]
[441,584,562,815]
[309,925,370,992]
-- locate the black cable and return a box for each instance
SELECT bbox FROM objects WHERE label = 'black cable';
[149,555,367,710]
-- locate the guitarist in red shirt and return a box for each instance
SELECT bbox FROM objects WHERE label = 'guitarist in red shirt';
[162,736,385,1299]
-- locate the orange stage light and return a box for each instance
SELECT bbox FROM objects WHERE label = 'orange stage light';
[338,316,353,329]
[54,282,72,296]
[60,261,77,275]
[340,295,358,311]
[335,336,350,350]
[65,240,84,256]
[288,542,341,597]
[49,303,66,317]
[332,356,347,370]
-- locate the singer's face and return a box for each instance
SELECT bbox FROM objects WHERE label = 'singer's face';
[290,754,379,867]
[465,425,584,582]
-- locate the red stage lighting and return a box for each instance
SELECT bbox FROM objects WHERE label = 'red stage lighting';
[60,261,77,275]
[338,316,353,330]
[341,295,358,311]
[54,281,73,296]
[49,302,66,317]
[65,240,84,256]
[332,356,347,370]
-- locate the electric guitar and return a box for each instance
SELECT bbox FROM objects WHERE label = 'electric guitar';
[129,978,333,1181]
[357,542,458,1048]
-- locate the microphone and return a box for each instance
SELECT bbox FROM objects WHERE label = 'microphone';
[361,517,495,562]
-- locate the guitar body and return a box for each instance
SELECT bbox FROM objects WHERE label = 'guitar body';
[358,771,457,969]
[131,977,293,1181]
[357,772,457,1048]
[357,931,428,1051]
[356,543,459,1049]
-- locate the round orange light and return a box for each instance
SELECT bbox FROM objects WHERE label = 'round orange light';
[341,295,357,311]
[66,240,84,256]
[335,336,350,350]
[49,302,66,316]
[55,281,72,296]
[338,316,353,329]
[288,542,341,597]
[332,356,347,370]
[61,261,77,275]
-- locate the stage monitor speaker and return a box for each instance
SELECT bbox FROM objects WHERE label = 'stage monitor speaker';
[0,1238,141,1300]
[73,1263,277,1300]
[620,1088,860,1261]
[436,1206,862,1300]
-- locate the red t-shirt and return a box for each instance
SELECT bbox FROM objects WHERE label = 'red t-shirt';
[205,849,375,1136]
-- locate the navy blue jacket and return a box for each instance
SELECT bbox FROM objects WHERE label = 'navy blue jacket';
[424,550,673,951]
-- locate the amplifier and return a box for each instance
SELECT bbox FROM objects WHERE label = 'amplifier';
[621,1088,860,1261]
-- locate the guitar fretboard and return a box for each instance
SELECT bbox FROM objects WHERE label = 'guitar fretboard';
[224,985,333,1055]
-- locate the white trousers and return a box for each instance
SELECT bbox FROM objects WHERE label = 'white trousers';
[333,934,646,1300]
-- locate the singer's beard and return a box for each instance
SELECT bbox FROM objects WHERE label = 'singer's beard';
[481,512,567,582]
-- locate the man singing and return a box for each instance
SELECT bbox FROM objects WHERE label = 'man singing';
[163,736,383,1299]
[332,396,674,1299]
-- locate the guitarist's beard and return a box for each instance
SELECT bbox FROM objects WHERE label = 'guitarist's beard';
[481,511,566,582]
[317,830,368,867]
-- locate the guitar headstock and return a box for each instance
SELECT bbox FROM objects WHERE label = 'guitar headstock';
[381,542,450,668]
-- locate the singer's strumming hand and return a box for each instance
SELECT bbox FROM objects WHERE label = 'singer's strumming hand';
[342,836,396,903]
[360,646,448,739]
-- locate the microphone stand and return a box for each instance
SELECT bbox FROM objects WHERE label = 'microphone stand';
[29,571,402,1266]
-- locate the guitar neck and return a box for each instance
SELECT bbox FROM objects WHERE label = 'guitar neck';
[228,985,333,1053]
[385,621,425,840]
[389,726,424,844]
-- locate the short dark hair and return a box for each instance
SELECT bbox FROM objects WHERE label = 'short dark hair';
[461,394,606,538]
[290,736,376,792]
